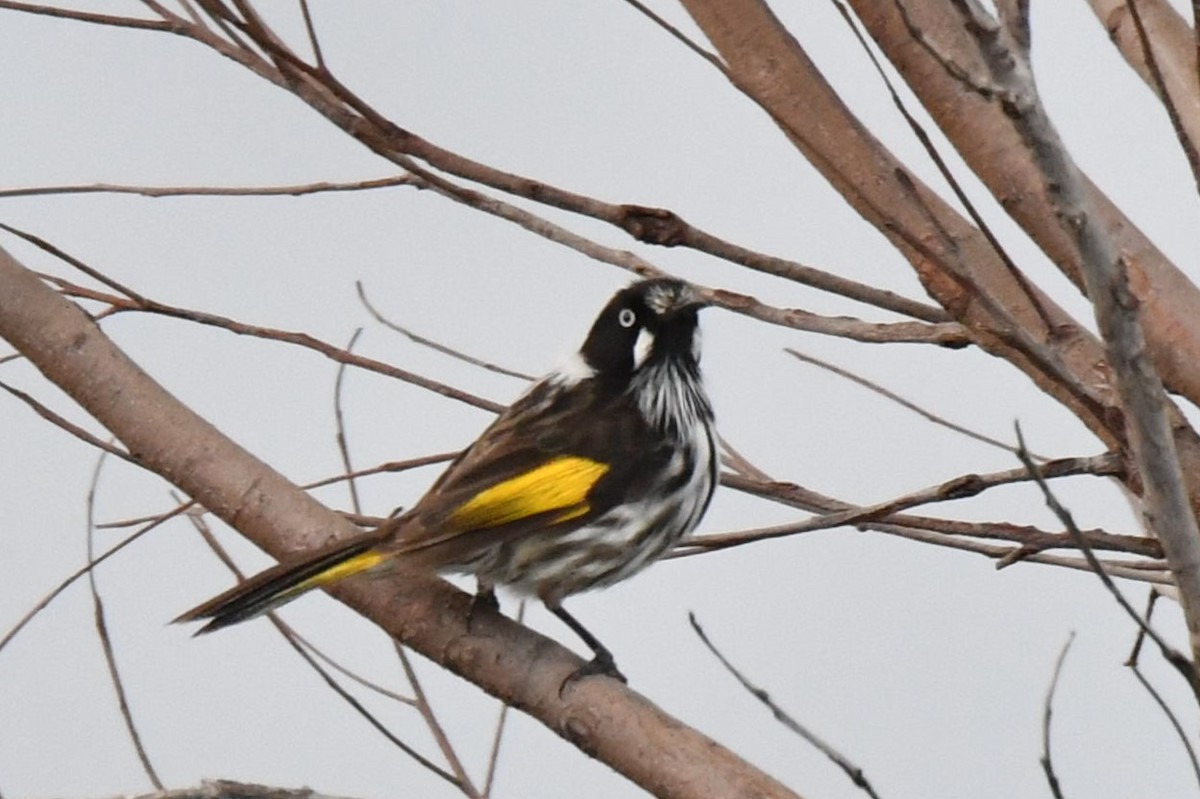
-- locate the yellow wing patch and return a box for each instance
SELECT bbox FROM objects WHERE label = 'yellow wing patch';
[293,549,389,593]
[450,455,609,531]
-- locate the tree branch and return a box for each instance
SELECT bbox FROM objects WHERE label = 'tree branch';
[0,245,801,799]
[972,10,1200,689]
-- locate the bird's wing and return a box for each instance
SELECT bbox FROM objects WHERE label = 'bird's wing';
[387,379,671,563]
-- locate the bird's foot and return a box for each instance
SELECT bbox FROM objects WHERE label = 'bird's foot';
[558,650,627,697]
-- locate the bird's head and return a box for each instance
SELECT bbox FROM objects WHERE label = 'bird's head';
[578,278,707,383]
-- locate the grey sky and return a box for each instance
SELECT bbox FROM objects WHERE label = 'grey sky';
[1,2,1198,798]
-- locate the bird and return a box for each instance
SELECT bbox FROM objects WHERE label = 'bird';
[175,277,718,684]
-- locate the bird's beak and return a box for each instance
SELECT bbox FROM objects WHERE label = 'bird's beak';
[671,283,708,313]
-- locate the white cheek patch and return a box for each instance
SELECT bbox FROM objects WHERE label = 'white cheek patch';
[633,327,655,369]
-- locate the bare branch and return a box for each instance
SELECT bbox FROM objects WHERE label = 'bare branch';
[41,271,505,413]
[0,1,173,30]
[183,512,463,787]
[128,780,364,799]
[0,241,801,799]
[296,0,325,71]
[54,2,951,328]
[847,0,1200,421]
[0,502,192,656]
[0,176,416,199]
[689,455,1130,556]
[716,472,1166,583]
[970,10,1200,684]
[838,1,1060,336]
[356,282,535,380]
[0,379,136,464]
[1086,0,1200,198]
[333,330,364,515]
[1015,425,1196,693]
[689,613,883,799]
[483,600,525,798]
[1129,666,1200,788]
[396,644,481,798]
[1123,589,1200,788]
[1039,633,1073,799]
[682,0,1122,460]
[785,348,1045,457]
[619,0,728,74]
[1124,0,1200,195]
[86,452,164,789]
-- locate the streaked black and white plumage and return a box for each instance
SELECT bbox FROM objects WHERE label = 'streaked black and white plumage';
[177,277,718,684]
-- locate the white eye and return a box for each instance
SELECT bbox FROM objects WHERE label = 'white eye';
[618,307,637,328]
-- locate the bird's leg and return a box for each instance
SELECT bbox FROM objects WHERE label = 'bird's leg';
[466,579,500,634]
[549,603,627,693]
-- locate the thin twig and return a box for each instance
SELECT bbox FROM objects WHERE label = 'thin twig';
[96,452,456,533]
[1126,588,1160,667]
[786,347,1047,458]
[482,600,525,798]
[0,503,192,656]
[41,271,504,413]
[1,223,146,303]
[281,626,415,706]
[396,644,480,798]
[0,379,137,464]
[279,629,460,787]
[681,454,1123,555]
[834,0,1060,337]
[85,450,164,789]
[297,0,325,71]
[1129,666,1200,789]
[714,471,1165,583]
[716,436,762,480]
[689,613,883,799]
[138,1,177,22]
[1039,632,1074,799]
[1126,0,1200,197]
[1015,424,1196,691]
[170,0,206,28]
[965,0,1200,685]
[332,340,474,794]
[334,329,364,515]
[185,513,461,788]
[0,1,172,30]
[356,282,534,380]
[620,0,728,74]
[1122,588,1200,788]
[0,176,415,200]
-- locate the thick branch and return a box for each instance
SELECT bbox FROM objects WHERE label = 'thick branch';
[677,0,1120,452]
[970,14,1200,681]
[851,0,1200,410]
[1086,0,1200,179]
[0,245,800,799]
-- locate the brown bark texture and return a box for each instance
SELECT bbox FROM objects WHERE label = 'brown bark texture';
[678,0,1200,673]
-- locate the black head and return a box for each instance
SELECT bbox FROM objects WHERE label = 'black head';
[579,278,706,382]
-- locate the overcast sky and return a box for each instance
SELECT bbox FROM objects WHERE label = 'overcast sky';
[2,2,1199,798]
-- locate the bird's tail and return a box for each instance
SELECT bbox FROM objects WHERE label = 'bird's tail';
[174,535,393,634]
